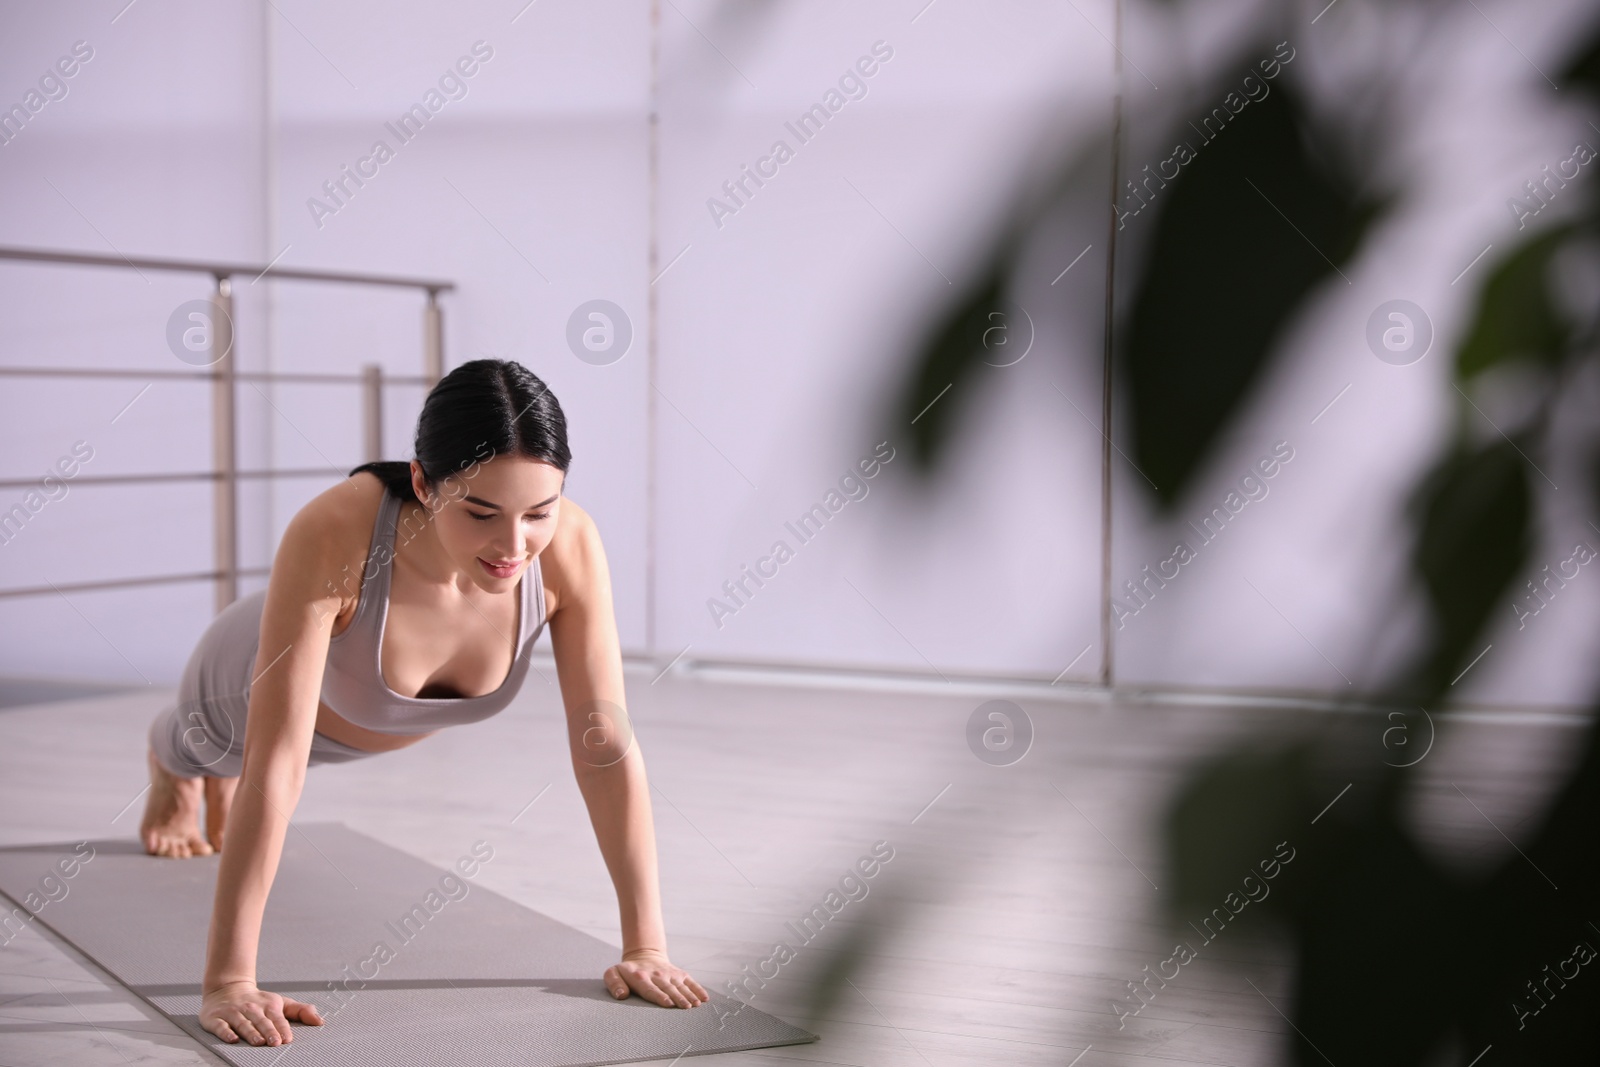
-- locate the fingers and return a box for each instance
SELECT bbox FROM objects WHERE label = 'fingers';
[240,1005,280,1046]
[203,995,323,1049]
[203,1017,239,1044]
[662,976,693,1008]
[228,1009,267,1046]
[609,964,674,1007]
[643,974,679,1007]
[603,966,630,999]
[644,972,696,1008]
[635,972,670,1007]
[655,970,707,1007]
[610,962,711,1007]
[234,1003,291,1046]
[262,1001,295,1045]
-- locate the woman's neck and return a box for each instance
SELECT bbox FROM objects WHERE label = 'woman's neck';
[395,496,470,593]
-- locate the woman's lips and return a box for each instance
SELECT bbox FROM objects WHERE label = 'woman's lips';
[478,556,521,578]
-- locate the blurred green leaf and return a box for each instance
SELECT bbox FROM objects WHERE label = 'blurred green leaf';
[1456,223,1577,380]
[1559,14,1600,95]
[885,139,1112,481]
[891,254,1007,477]
[1460,704,1600,1053]
[1121,67,1383,508]
[1290,810,1467,1064]
[1406,438,1531,699]
[1163,742,1313,921]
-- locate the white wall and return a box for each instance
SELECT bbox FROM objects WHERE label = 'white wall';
[0,1,269,682]
[653,0,1112,678]
[2,0,1597,711]
[1106,0,1600,711]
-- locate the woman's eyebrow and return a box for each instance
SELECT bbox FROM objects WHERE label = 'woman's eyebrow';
[462,493,561,511]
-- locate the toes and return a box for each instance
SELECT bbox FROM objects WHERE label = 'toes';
[147,832,214,859]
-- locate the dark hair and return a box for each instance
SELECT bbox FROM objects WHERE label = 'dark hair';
[348,359,570,504]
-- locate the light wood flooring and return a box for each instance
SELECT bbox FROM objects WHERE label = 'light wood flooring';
[0,662,1585,1066]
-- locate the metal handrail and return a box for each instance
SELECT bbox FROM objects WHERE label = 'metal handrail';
[0,467,349,492]
[0,366,432,384]
[0,245,451,613]
[2,568,273,601]
[0,245,455,294]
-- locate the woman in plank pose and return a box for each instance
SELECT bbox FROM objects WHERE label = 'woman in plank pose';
[140,358,708,1046]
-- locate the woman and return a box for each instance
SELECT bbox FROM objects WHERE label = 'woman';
[139,358,708,1047]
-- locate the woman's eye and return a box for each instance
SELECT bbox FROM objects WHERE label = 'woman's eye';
[469,511,549,522]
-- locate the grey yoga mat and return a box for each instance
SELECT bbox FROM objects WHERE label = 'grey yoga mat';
[0,822,819,1066]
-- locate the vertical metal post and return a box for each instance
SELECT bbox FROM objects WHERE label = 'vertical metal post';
[362,363,384,463]
[1098,0,1124,690]
[211,274,238,614]
[423,289,443,388]
[646,0,660,659]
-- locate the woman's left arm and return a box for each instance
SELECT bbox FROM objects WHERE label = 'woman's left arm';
[546,505,709,1009]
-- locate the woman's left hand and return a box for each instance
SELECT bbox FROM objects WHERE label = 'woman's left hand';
[603,949,710,1008]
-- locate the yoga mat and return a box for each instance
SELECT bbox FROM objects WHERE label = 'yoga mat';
[0,823,819,1065]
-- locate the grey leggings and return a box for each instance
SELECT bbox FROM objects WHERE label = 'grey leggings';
[147,589,381,779]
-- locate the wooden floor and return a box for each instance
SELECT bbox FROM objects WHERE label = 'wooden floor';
[0,664,1585,1066]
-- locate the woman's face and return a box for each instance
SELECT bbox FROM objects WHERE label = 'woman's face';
[409,452,564,589]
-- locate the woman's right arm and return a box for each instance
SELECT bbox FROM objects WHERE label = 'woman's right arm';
[199,499,350,1046]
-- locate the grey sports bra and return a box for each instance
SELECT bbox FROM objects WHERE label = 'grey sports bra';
[318,489,548,735]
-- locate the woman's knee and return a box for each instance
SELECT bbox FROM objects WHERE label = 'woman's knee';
[153,694,245,778]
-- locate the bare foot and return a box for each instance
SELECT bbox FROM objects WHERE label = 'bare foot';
[141,747,214,858]
[204,774,238,852]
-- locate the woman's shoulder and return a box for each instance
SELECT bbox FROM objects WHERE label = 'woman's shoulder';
[537,495,602,619]
[292,471,387,547]
[271,472,389,610]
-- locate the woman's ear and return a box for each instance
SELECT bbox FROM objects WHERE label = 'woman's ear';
[409,461,433,509]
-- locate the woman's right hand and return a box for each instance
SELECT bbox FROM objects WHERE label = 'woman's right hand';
[200,979,324,1046]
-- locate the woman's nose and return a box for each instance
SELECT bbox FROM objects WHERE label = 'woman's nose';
[492,525,526,557]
